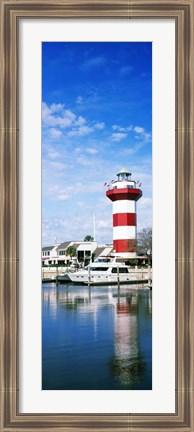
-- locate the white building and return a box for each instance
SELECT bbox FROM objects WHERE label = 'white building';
[42,241,113,266]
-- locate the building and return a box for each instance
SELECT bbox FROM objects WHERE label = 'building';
[42,241,114,267]
[42,244,60,265]
[42,241,113,266]
[106,167,142,259]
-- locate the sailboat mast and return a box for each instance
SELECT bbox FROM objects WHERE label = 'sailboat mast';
[93,213,96,241]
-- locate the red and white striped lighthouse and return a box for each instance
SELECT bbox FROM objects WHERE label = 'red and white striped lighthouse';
[106,167,142,258]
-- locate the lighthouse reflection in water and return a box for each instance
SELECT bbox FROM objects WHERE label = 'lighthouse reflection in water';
[42,284,152,390]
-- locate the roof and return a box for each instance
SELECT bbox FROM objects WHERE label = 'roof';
[71,243,81,250]
[93,247,105,258]
[116,167,131,176]
[93,246,113,258]
[56,241,72,251]
[42,245,54,251]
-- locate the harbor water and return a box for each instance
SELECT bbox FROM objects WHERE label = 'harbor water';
[42,283,152,390]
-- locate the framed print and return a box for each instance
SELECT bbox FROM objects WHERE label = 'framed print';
[20,19,175,414]
[0,0,193,431]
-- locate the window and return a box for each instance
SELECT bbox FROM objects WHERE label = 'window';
[78,251,84,260]
[91,267,109,271]
[111,267,128,273]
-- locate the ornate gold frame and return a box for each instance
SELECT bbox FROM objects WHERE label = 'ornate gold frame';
[0,1,193,431]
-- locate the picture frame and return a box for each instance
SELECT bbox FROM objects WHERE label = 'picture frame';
[0,0,193,431]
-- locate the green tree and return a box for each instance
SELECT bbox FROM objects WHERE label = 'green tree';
[137,227,152,255]
[66,245,77,258]
[84,235,94,241]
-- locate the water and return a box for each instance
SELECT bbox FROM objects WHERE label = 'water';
[42,283,152,390]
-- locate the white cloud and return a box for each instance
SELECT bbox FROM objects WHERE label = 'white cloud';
[97,219,111,228]
[97,197,112,207]
[121,143,144,156]
[111,124,151,143]
[42,102,66,128]
[76,156,93,166]
[137,217,152,232]
[111,132,127,142]
[42,214,101,245]
[76,96,83,104]
[75,116,86,126]
[94,122,105,130]
[57,194,69,201]
[134,126,151,142]
[127,125,133,131]
[60,110,76,127]
[47,150,61,159]
[49,128,62,139]
[138,197,152,209]
[112,124,133,132]
[86,148,98,155]
[68,125,93,137]
[78,125,94,135]
[50,103,64,113]
[80,56,106,71]
[42,102,83,129]
[118,127,126,132]
[49,161,67,170]
[134,126,145,134]
[42,102,106,143]
[142,132,151,142]
[74,147,82,153]
[112,124,120,131]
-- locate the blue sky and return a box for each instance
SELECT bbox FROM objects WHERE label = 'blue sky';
[42,42,152,246]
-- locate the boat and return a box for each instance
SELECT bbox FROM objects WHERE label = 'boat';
[56,265,78,283]
[56,272,71,283]
[42,277,56,283]
[67,260,139,285]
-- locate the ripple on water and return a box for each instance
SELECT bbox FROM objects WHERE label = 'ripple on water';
[42,283,152,390]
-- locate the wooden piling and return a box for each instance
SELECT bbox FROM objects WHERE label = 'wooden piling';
[88,266,91,286]
[117,266,120,289]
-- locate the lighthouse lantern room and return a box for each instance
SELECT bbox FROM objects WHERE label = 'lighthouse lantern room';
[106,167,142,258]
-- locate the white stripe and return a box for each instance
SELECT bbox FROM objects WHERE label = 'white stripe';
[112,181,135,189]
[113,226,136,240]
[115,252,137,258]
[113,200,135,214]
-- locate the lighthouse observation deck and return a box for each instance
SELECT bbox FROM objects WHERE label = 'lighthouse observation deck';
[106,184,142,202]
[107,180,136,190]
[106,167,142,202]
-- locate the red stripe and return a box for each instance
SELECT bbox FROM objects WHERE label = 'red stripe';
[106,188,142,202]
[114,239,136,253]
[113,213,136,227]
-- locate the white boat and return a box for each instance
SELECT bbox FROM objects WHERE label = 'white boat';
[67,260,138,285]
[56,265,78,283]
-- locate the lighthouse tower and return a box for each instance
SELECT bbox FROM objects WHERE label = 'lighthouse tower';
[106,167,142,258]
